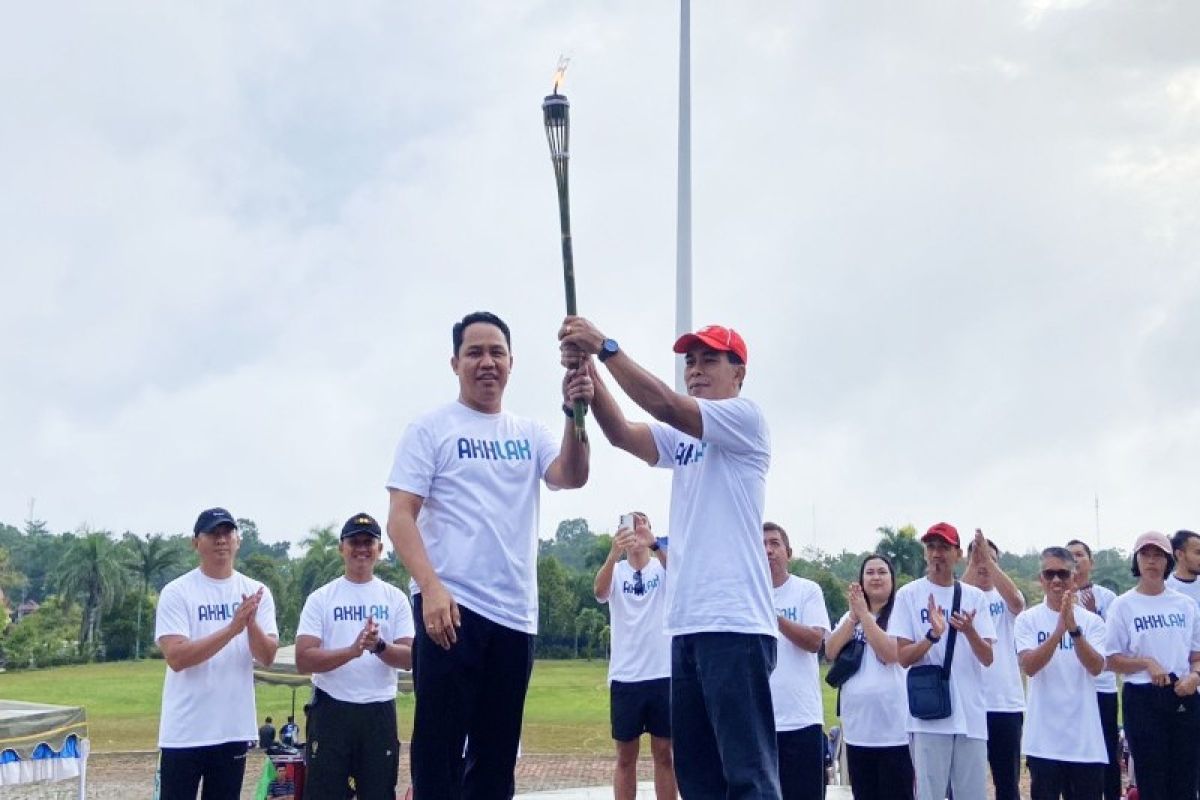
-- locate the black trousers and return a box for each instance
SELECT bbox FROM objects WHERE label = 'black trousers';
[1121,682,1200,800]
[986,711,1023,800]
[845,743,914,800]
[304,688,398,800]
[777,724,825,800]
[410,596,534,800]
[1062,693,1120,800]
[1027,756,1102,800]
[159,741,248,800]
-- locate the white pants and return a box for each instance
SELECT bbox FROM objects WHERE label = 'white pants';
[910,732,987,800]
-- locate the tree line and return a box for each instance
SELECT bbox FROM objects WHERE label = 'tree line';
[0,517,1136,670]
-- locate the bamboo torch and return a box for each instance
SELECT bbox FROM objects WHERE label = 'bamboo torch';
[542,57,587,441]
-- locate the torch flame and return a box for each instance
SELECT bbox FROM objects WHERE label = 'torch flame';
[552,55,571,94]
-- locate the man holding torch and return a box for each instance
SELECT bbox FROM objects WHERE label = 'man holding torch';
[387,311,592,800]
[560,319,777,799]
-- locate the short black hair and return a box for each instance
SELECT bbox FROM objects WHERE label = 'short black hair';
[1171,529,1199,555]
[452,311,512,356]
[763,521,790,551]
[1131,549,1175,578]
[1066,539,1093,559]
[1040,546,1076,567]
[967,537,1001,559]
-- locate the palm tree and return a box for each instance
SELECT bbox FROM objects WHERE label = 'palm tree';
[123,533,189,658]
[295,526,343,600]
[874,525,926,579]
[54,531,134,658]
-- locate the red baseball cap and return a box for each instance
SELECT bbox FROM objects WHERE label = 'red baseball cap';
[672,325,748,364]
[922,522,960,547]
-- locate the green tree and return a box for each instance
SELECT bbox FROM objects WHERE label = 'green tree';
[54,531,134,659]
[295,526,343,602]
[99,591,156,661]
[1,596,83,669]
[237,518,292,561]
[239,554,298,639]
[790,557,848,622]
[574,607,607,659]
[539,518,600,571]
[537,555,577,656]
[0,545,27,610]
[875,525,925,579]
[122,533,190,658]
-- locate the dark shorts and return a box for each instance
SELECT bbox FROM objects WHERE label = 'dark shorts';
[611,677,671,741]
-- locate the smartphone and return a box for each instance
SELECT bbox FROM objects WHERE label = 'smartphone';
[619,513,634,531]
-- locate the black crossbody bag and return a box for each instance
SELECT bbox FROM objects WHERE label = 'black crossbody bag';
[906,581,960,721]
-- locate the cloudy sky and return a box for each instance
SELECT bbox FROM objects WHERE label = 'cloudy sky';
[3,1,1197,556]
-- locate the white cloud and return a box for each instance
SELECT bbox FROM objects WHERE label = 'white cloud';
[3,2,1199,558]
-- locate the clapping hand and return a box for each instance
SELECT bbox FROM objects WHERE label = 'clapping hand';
[949,608,978,635]
[1058,589,1077,634]
[926,594,947,639]
[847,583,869,623]
[232,588,264,634]
[356,616,381,654]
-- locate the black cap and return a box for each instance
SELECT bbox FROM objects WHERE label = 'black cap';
[194,507,237,536]
[341,513,382,540]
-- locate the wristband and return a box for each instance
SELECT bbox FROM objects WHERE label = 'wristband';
[562,403,587,419]
[649,541,660,552]
[924,630,941,644]
[1068,627,1082,638]
[372,639,387,656]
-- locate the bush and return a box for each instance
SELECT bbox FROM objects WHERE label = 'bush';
[2,596,85,669]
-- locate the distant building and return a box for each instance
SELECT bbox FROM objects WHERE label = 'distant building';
[17,599,40,620]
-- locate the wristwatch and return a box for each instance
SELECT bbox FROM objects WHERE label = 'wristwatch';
[597,338,620,362]
[924,630,941,644]
[372,639,388,656]
[1068,627,1082,638]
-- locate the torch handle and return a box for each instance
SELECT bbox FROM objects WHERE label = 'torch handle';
[556,188,587,442]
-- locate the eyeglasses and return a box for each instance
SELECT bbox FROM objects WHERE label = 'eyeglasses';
[1041,568,1072,582]
[632,570,645,596]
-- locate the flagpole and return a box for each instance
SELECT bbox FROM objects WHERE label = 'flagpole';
[674,0,692,393]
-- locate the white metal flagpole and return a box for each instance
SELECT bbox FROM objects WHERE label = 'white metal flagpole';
[674,0,693,393]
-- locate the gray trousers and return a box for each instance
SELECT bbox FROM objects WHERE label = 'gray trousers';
[910,732,987,800]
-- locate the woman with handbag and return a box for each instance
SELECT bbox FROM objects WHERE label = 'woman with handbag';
[826,554,914,799]
[1104,530,1200,800]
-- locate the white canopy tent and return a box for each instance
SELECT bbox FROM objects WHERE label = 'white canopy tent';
[0,699,89,797]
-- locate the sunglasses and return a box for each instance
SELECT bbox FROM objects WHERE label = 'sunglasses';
[1041,568,1072,582]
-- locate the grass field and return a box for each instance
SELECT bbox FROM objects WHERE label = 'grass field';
[1,659,839,753]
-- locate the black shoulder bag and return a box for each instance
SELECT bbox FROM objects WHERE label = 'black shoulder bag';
[825,633,866,689]
[905,581,960,721]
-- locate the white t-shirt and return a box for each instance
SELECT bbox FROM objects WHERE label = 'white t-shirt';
[386,401,561,634]
[770,575,831,731]
[296,576,416,703]
[1103,587,1200,683]
[649,397,773,637]
[155,568,279,748]
[1166,574,1200,607]
[1014,602,1107,763]
[1079,583,1119,693]
[601,559,671,684]
[834,612,909,747]
[891,577,997,739]
[981,587,1025,713]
